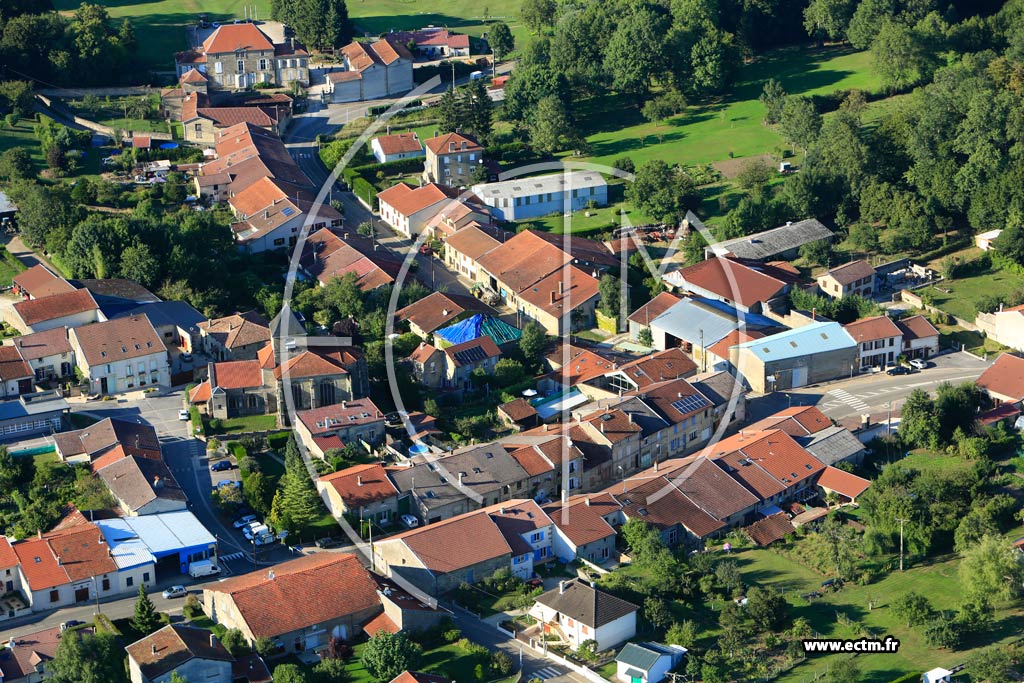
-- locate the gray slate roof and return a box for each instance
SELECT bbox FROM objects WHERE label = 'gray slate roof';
[616,643,665,671]
[798,426,866,466]
[714,219,832,260]
[535,578,638,628]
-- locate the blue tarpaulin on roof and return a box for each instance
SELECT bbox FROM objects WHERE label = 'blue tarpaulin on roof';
[435,314,521,346]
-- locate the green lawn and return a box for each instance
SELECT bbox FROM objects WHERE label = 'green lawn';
[207,414,279,434]
[0,121,44,175]
[897,448,975,475]
[334,640,493,683]
[54,0,528,71]
[0,247,26,287]
[925,266,1024,321]
[573,46,884,170]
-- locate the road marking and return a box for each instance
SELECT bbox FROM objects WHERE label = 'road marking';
[828,388,870,412]
[533,668,563,680]
[221,552,245,562]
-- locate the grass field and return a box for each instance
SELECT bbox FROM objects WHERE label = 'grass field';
[925,266,1024,321]
[0,121,44,176]
[939,324,1010,356]
[574,47,883,171]
[53,0,528,70]
[0,248,26,287]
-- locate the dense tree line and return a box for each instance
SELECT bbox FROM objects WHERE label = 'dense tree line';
[0,3,140,86]
[270,0,352,52]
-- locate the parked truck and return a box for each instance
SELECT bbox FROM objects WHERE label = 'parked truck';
[188,559,221,578]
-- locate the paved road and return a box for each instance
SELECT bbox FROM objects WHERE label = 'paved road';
[746,351,992,422]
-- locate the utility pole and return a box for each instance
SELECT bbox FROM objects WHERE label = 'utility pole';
[896,517,908,572]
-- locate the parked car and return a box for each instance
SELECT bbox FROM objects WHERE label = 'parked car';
[210,460,234,472]
[162,585,188,599]
[400,514,420,529]
[909,358,928,370]
[315,537,343,549]
[253,533,275,546]
[216,479,241,490]
[233,514,258,529]
[886,366,911,376]
[419,244,433,255]
[178,409,190,421]
[244,523,270,540]
[59,620,85,632]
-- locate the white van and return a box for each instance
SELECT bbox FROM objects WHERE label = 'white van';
[188,559,221,578]
[470,70,485,81]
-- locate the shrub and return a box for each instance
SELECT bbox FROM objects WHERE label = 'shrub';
[183,593,201,618]
[443,628,462,643]
[490,651,514,676]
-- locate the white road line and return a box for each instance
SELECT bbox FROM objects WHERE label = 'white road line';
[829,388,870,412]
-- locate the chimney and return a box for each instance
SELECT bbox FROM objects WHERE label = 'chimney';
[550,291,556,304]
[499,506,506,514]
[343,232,349,240]
[210,633,218,649]
[458,472,465,485]
[786,221,792,226]
[152,475,163,489]
[56,556,62,565]
[152,644,157,655]
[585,497,591,506]
[342,400,347,409]
[628,413,633,424]
[263,209,269,220]
[559,580,566,594]
[812,307,816,320]
[357,475,363,486]
[37,530,42,540]
[558,281,564,295]
[654,461,659,472]
[600,422,605,434]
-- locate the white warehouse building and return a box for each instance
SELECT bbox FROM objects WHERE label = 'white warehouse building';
[471,171,608,221]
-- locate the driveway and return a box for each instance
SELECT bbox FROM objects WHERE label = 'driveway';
[745,351,993,422]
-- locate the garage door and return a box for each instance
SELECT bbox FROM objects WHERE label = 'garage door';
[331,625,347,640]
[791,366,808,388]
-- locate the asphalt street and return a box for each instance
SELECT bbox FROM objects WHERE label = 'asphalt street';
[746,350,993,422]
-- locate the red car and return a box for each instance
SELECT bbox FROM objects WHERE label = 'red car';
[419,244,433,255]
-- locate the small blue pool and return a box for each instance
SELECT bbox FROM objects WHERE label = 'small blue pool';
[11,445,56,457]
[159,142,179,150]
[408,442,429,456]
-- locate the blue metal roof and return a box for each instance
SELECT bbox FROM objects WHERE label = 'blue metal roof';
[96,511,215,559]
[96,519,156,570]
[736,321,856,361]
[108,301,208,332]
[650,297,776,347]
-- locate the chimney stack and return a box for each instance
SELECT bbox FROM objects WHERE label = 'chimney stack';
[654,461,659,472]
[210,634,218,649]
[458,472,465,485]
[357,475,363,487]
[600,422,605,434]
[558,281,564,295]
[550,291,556,304]
[585,497,591,506]
[559,580,566,594]
[499,507,506,514]
[152,644,157,655]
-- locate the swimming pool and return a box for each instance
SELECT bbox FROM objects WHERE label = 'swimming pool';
[408,442,430,456]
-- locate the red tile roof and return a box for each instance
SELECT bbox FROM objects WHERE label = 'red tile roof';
[443,225,506,260]
[274,350,349,379]
[205,553,381,639]
[817,466,871,499]
[13,537,66,590]
[374,132,423,156]
[126,624,234,681]
[212,359,264,390]
[390,672,449,683]
[542,494,618,547]
[69,315,163,366]
[822,259,875,285]
[548,347,617,386]
[0,626,82,681]
[707,329,765,359]
[364,612,400,637]
[397,291,491,335]
[424,132,482,155]
[516,265,600,318]
[499,398,538,423]
[14,289,98,326]
[747,406,832,436]
[745,512,795,546]
[582,409,641,444]
[895,315,939,340]
[707,429,824,497]
[180,68,208,84]
[202,23,274,54]
[320,463,398,509]
[199,311,270,350]
[189,381,211,404]
[12,326,72,360]
[627,291,681,326]
[443,336,501,367]
[0,537,18,568]
[12,265,74,298]
[384,509,513,573]
[843,315,902,343]
[674,257,787,308]
[614,348,697,388]
[378,182,459,218]
[975,353,1024,401]
[0,344,31,381]
[507,444,554,477]
[297,398,384,435]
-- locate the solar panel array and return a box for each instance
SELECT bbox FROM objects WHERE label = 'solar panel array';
[281,206,296,217]
[453,345,488,365]
[670,394,711,415]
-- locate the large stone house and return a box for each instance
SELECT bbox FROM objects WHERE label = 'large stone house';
[126,625,236,683]
[175,22,309,90]
[423,133,483,187]
[68,316,170,395]
[197,311,271,361]
[529,579,638,651]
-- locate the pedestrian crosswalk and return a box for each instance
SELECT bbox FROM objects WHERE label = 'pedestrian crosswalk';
[532,667,564,680]
[828,388,870,413]
[220,552,245,562]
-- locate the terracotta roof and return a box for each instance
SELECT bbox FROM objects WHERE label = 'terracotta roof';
[12,537,67,590]
[302,228,402,290]
[45,521,118,580]
[614,348,697,388]
[0,345,31,381]
[212,359,264,390]
[534,578,638,627]
[14,288,98,326]
[606,464,726,537]
[499,398,538,422]
[180,68,208,84]
[320,463,397,509]
[97,454,185,511]
[424,132,482,155]
[374,132,423,156]
[408,342,440,365]
[443,336,501,367]
[189,380,211,403]
[257,342,275,369]
[506,444,554,477]
[707,329,765,359]
[0,626,83,681]
[274,350,348,379]
[364,612,401,637]
[383,510,513,574]
[817,466,871,499]
[581,409,641,444]
[976,353,1024,400]
[11,326,72,360]
[390,672,449,683]
[517,265,600,318]
[707,429,824,498]
[666,456,759,520]
[979,402,1021,426]
[340,38,411,72]
[12,265,74,298]
[205,553,380,639]
[70,315,164,366]
[378,182,459,218]
[895,315,938,340]
[548,347,617,386]
[443,225,505,260]
[388,27,470,49]
[476,230,573,294]
[747,406,832,436]
[199,311,270,350]
[397,291,491,335]
[673,257,787,308]
[54,417,161,462]
[627,291,681,325]
[822,259,875,285]
[542,494,618,547]
[745,512,795,546]
[297,397,383,435]
[843,315,902,343]
[0,537,17,568]
[202,23,274,54]
[126,624,234,681]
[233,653,273,683]
[196,105,277,129]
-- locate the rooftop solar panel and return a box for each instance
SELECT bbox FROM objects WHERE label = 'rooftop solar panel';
[670,394,711,415]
